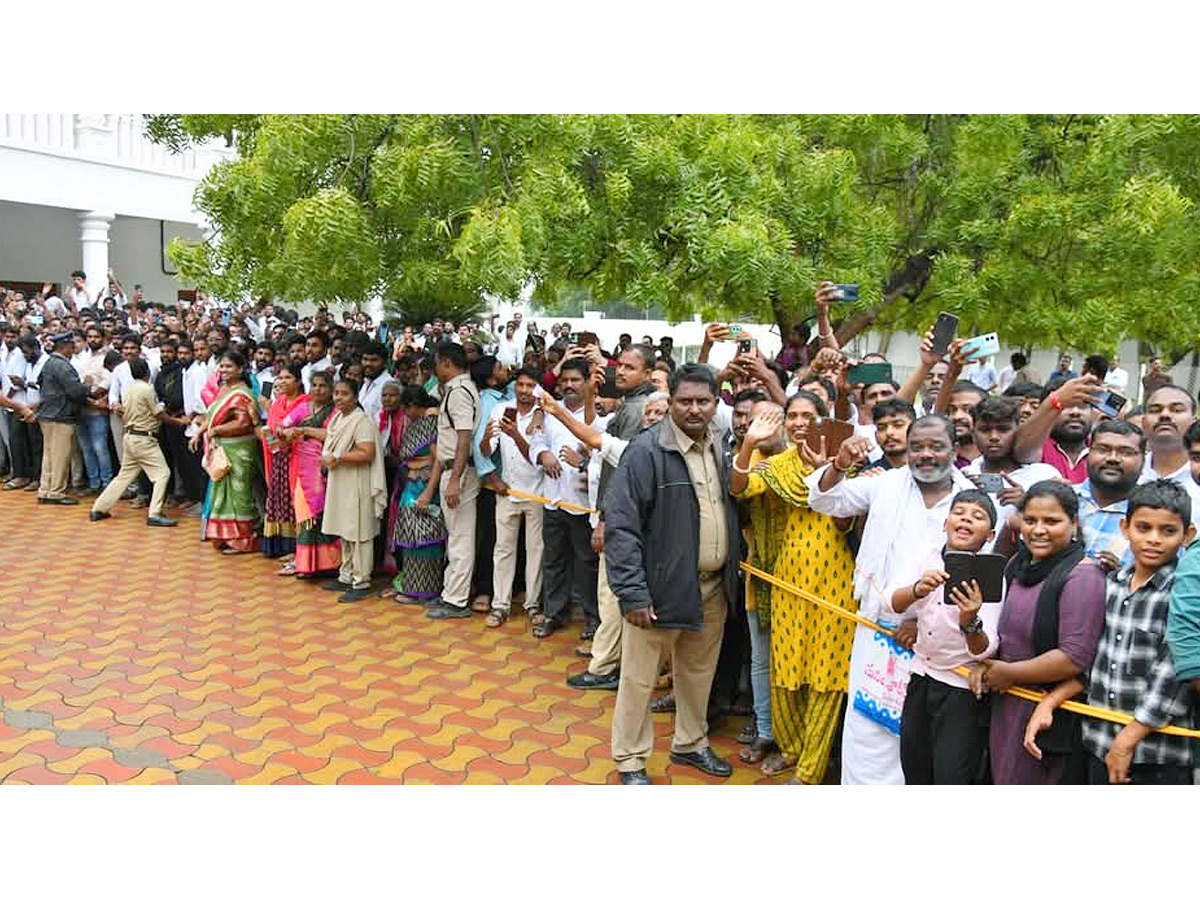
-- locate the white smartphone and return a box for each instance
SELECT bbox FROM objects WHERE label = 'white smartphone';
[961,332,999,361]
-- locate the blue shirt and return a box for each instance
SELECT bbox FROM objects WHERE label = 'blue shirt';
[1076,479,1132,569]
[472,382,516,475]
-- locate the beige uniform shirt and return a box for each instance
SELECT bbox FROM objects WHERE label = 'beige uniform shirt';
[436,372,480,464]
[121,380,164,434]
[667,417,728,573]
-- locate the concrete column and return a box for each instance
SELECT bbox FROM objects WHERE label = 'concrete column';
[79,211,115,302]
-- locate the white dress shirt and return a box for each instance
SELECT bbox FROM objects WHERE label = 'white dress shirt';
[109,357,160,409]
[527,402,592,515]
[358,371,397,422]
[183,362,209,418]
[488,404,546,500]
[1140,457,1200,530]
[301,356,332,392]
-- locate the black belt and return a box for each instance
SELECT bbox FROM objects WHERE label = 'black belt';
[126,428,155,437]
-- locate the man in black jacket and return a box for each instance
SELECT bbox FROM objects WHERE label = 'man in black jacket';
[605,363,741,784]
[36,331,93,505]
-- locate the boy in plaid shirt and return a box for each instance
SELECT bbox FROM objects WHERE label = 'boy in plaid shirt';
[1025,480,1197,784]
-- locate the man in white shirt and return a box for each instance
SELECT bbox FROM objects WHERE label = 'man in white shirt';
[72,323,115,491]
[66,270,96,312]
[996,352,1027,393]
[0,324,17,477]
[526,358,599,638]
[495,321,522,368]
[965,358,999,393]
[480,368,546,625]
[1137,384,1200,530]
[356,342,396,421]
[1103,363,1130,394]
[804,415,975,785]
[108,334,160,496]
[300,330,332,392]
[4,335,48,489]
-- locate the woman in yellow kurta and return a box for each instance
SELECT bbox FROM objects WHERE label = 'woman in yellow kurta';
[732,392,858,784]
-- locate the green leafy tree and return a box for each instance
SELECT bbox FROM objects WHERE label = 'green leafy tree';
[150,114,1200,355]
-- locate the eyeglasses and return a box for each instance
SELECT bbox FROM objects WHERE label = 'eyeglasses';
[1090,443,1142,460]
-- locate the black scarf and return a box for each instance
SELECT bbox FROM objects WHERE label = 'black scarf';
[1005,538,1085,589]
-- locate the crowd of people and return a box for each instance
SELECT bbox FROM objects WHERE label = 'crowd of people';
[3,270,1199,785]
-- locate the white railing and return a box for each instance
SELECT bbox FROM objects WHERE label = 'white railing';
[0,113,233,178]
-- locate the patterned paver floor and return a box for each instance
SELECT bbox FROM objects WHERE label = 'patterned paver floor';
[0,491,775,784]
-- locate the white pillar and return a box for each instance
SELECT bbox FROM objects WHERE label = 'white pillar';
[79,211,115,302]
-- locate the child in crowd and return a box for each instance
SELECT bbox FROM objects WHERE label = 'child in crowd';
[1025,480,1197,784]
[884,489,1002,784]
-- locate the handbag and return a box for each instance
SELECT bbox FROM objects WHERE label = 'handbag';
[203,440,231,482]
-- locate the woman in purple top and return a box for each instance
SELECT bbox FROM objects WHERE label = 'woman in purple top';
[968,481,1106,784]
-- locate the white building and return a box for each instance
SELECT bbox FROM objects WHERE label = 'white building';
[0,113,231,304]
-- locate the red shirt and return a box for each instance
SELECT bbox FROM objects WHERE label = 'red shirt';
[1041,439,1089,484]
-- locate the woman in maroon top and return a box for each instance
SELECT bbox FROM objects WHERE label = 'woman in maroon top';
[968,480,1106,784]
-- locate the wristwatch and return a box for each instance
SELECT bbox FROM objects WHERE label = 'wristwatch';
[960,616,985,635]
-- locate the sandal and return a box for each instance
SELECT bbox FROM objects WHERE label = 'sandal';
[379,587,399,600]
[783,775,812,785]
[276,562,297,576]
[485,609,508,628]
[470,595,492,613]
[529,611,547,627]
[650,693,676,714]
[760,752,797,777]
[738,737,776,765]
[532,618,560,639]
[737,723,757,745]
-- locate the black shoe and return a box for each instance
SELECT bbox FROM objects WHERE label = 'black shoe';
[669,748,732,778]
[322,579,351,592]
[89,510,111,522]
[39,496,79,505]
[337,587,372,603]
[147,516,178,527]
[426,600,471,619]
[532,618,563,639]
[566,670,619,691]
[619,769,652,785]
[580,627,596,641]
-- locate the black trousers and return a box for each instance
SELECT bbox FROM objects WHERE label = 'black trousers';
[9,417,42,481]
[900,673,989,785]
[542,508,599,627]
[1086,753,1193,785]
[711,585,750,711]
[159,422,207,502]
[472,488,497,599]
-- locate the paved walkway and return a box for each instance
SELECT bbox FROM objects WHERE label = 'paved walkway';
[0,492,775,784]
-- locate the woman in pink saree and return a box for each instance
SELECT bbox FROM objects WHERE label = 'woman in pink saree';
[279,369,341,577]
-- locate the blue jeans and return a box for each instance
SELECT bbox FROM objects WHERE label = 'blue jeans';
[77,413,113,489]
[747,609,772,740]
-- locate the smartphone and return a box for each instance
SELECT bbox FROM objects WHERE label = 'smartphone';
[1088,389,1127,418]
[727,324,744,338]
[568,332,581,344]
[961,332,1000,361]
[221,308,232,327]
[28,314,44,326]
[972,472,1005,493]
[502,407,518,423]
[846,361,893,386]
[930,312,959,356]
[833,283,859,303]
[804,418,856,457]
[943,551,1007,604]
[738,338,757,355]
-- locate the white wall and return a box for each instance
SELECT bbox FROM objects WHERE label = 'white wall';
[0,200,202,304]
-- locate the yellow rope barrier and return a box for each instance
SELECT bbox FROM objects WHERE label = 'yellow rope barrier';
[483,484,599,517]
[740,561,1200,741]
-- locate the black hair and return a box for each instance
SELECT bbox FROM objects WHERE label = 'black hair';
[128,357,150,380]
[306,329,330,351]
[16,334,40,351]
[336,377,361,398]
[309,369,335,390]
[1017,480,1079,520]
[219,350,251,386]
[668,362,718,397]
[435,340,468,371]
[620,344,657,372]
[277,362,304,384]
[1126,479,1192,529]
[786,389,829,419]
[399,384,438,408]
[560,357,591,380]
[949,380,986,403]
[1011,352,1028,369]
[1093,418,1147,454]
[872,397,917,424]
[732,388,769,407]
[514,366,543,384]
[1083,354,1109,381]
[287,333,307,349]
[120,332,143,348]
[797,375,837,403]
[951,488,998,528]
[71,269,86,279]
[103,350,123,370]
[971,396,1020,427]
[1004,382,1046,401]
[469,354,499,390]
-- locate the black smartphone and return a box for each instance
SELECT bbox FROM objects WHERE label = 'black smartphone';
[502,407,517,423]
[846,361,893,386]
[943,551,1007,604]
[738,338,757,354]
[930,312,959,357]
[568,332,581,344]
[1087,390,1127,419]
[833,283,859,303]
